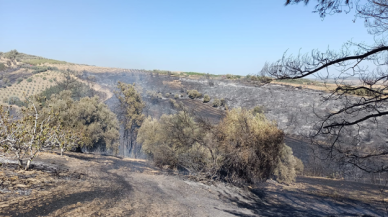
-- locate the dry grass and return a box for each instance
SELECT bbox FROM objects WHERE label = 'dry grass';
[272,81,337,92]
[42,63,132,74]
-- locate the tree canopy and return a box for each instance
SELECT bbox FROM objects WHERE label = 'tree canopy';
[39,90,120,153]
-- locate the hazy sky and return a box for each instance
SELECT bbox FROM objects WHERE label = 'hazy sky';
[0,0,375,75]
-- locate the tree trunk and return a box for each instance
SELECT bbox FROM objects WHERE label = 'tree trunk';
[25,159,31,171]
[18,159,23,169]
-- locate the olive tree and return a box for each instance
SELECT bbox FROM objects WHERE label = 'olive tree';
[0,102,81,170]
[114,82,145,157]
[39,90,119,154]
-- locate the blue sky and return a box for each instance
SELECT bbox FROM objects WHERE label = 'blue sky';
[0,0,374,75]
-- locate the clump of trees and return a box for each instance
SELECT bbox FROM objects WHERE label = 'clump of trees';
[0,102,82,170]
[38,90,120,154]
[138,108,302,185]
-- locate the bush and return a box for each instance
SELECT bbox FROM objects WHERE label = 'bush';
[17,78,23,84]
[216,109,284,184]
[39,90,120,152]
[213,98,221,107]
[273,145,297,184]
[27,78,32,82]
[165,93,170,98]
[174,94,179,99]
[203,94,210,103]
[294,157,304,175]
[187,89,202,99]
[138,108,288,185]
[169,99,180,109]
[43,77,47,80]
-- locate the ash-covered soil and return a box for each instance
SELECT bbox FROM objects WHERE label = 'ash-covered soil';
[0,152,384,217]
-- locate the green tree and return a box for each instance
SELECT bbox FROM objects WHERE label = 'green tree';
[115,82,145,157]
[0,102,81,170]
[39,90,119,154]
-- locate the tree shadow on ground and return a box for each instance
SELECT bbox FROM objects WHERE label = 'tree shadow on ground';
[0,153,140,217]
[216,187,383,217]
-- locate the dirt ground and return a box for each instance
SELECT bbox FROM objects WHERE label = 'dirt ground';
[0,152,385,217]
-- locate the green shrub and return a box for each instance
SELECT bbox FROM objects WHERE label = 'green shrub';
[187,89,202,99]
[17,78,23,84]
[203,94,210,103]
[43,77,47,80]
[27,78,32,82]
[294,157,304,175]
[213,98,221,107]
[174,94,179,99]
[138,108,291,185]
[273,145,297,184]
[165,93,170,98]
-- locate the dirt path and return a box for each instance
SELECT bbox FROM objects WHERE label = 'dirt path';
[0,152,385,216]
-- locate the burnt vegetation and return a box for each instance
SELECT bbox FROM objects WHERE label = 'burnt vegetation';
[261,0,388,181]
[2,1,388,215]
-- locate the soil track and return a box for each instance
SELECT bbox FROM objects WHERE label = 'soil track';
[0,152,384,216]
